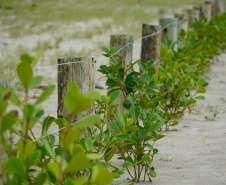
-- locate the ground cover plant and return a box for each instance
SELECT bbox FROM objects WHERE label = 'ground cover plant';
[157,13,226,130]
[97,48,165,182]
[0,7,226,185]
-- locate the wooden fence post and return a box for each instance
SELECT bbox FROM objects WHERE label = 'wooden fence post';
[110,34,133,113]
[187,9,200,28]
[193,5,205,19]
[141,24,161,64]
[57,57,95,122]
[159,18,178,50]
[174,13,188,33]
[215,0,225,14]
[204,1,212,21]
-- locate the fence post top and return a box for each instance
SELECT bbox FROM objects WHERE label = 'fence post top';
[143,23,160,27]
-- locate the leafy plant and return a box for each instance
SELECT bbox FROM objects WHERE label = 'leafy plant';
[0,53,118,185]
[98,47,165,182]
[205,114,217,121]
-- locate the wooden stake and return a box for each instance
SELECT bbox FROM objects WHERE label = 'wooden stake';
[204,1,212,21]
[174,13,188,33]
[141,24,161,64]
[187,9,200,28]
[57,57,95,122]
[193,5,205,19]
[159,17,178,50]
[110,34,133,113]
[215,0,225,14]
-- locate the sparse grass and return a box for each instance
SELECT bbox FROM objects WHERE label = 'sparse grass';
[33,40,53,51]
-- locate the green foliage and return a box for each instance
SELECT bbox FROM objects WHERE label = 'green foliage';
[157,13,226,131]
[0,53,116,185]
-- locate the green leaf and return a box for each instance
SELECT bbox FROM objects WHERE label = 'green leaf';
[42,116,56,135]
[197,79,206,85]
[17,62,33,89]
[129,106,140,121]
[72,176,88,185]
[153,148,158,154]
[127,125,139,132]
[1,111,18,133]
[33,172,46,185]
[149,166,157,177]
[8,54,19,65]
[64,129,81,149]
[9,91,21,106]
[86,153,101,160]
[73,114,101,129]
[87,90,101,101]
[195,96,205,100]
[84,138,93,151]
[186,65,197,73]
[65,153,90,173]
[169,121,179,126]
[138,129,146,138]
[106,79,117,86]
[109,90,121,105]
[27,150,40,167]
[167,72,173,79]
[5,157,26,178]
[101,47,110,54]
[155,112,165,125]
[142,154,152,163]
[197,86,206,93]
[32,49,42,67]
[47,163,60,180]
[29,76,42,89]
[104,148,116,162]
[91,164,114,185]
[63,82,92,114]
[126,156,133,163]
[0,100,7,118]
[122,162,131,168]
[20,53,33,64]
[116,134,131,140]
[118,113,126,129]
[149,122,162,132]
[42,138,55,159]
[137,61,145,72]
[35,85,55,105]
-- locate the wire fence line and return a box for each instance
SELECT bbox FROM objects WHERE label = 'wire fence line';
[6,14,194,88]
[1,13,199,159]
[1,113,95,158]
[31,113,95,143]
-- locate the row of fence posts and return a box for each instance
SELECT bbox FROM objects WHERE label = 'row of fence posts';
[57,0,225,123]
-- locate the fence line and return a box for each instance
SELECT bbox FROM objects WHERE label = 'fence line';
[6,14,194,88]
[1,6,214,159]
[31,113,95,143]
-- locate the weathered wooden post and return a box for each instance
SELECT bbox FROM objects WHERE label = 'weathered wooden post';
[204,1,212,21]
[57,57,95,122]
[159,18,178,50]
[187,9,200,28]
[215,0,225,14]
[211,0,217,15]
[193,5,205,19]
[174,13,188,33]
[110,34,133,113]
[211,0,225,15]
[141,24,161,65]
